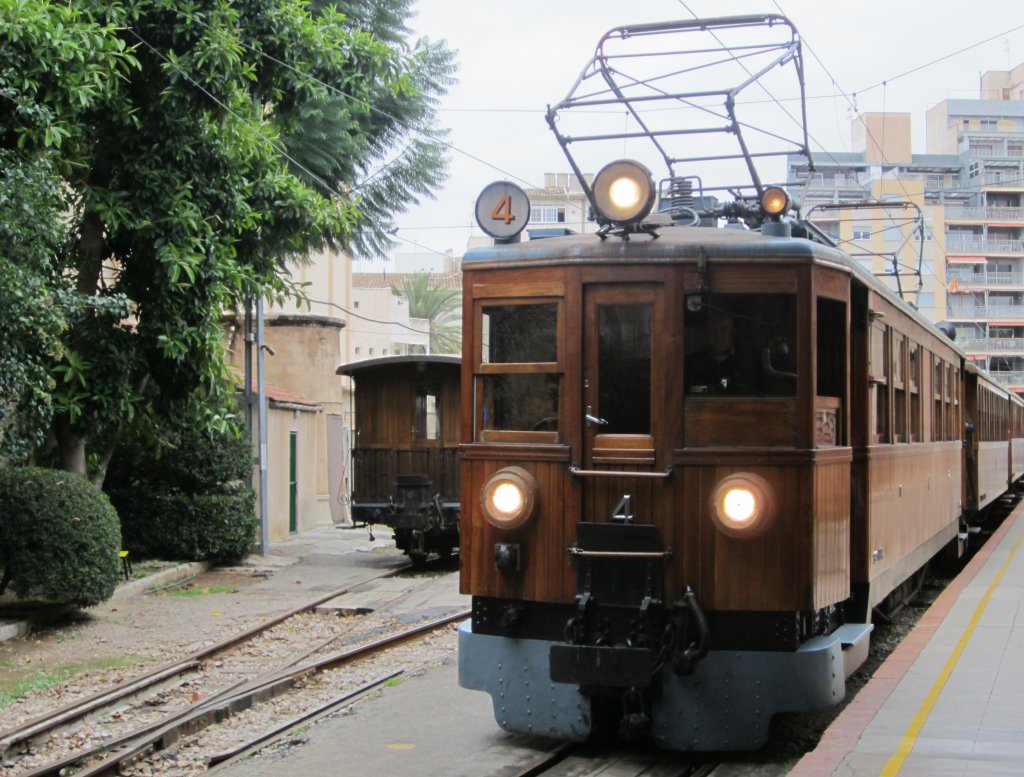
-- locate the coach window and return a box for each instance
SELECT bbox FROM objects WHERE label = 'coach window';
[816,297,846,447]
[415,383,440,441]
[684,293,797,396]
[893,334,907,442]
[946,366,954,444]
[908,343,922,441]
[477,301,560,440]
[870,323,890,443]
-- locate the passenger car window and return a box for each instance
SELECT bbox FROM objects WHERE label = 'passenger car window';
[684,293,797,397]
[476,301,561,439]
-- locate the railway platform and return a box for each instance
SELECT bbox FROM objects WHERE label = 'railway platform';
[790,499,1024,777]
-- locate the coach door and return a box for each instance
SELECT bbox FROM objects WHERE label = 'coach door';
[581,284,670,523]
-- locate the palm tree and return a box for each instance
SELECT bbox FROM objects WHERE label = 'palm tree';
[283,0,457,260]
[391,272,461,354]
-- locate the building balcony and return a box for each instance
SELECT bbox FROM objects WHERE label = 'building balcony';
[958,338,1024,354]
[989,370,1024,388]
[895,172,960,190]
[945,237,1024,255]
[945,206,1024,223]
[947,304,1024,321]
[948,271,1024,290]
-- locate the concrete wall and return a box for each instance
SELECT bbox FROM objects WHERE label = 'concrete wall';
[853,113,911,164]
[259,403,320,541]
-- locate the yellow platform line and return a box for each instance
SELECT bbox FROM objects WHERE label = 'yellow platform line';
[881,530,1024,776]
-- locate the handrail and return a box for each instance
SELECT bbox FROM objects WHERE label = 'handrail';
[568,466,672,479]
[568,548,672,559]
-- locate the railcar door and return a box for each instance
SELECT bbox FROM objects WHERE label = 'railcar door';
[580,284,670,525]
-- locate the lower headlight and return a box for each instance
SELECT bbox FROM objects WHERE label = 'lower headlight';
[481,466,539,529]
[710,472,775,538]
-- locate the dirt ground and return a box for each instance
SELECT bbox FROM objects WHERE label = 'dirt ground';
[0,525,402,704]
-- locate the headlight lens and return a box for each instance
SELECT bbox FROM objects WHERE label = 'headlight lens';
[760,186,790,218]
[711,472,775,538]
[592,160,656,225]
[481,466,538,529]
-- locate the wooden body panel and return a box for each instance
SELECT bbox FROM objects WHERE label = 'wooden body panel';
[1012,438,1024,484]
[684,398,796,447]
[460,444,851,612]
[851,442,961,586]
[674,449,850,611]
[976,441,1010,510]
[459,447,574,602]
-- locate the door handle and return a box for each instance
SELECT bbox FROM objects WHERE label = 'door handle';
[585,406,608,427]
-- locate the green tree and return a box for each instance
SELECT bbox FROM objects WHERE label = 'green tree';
[391,272,461,354]
[0,2,133,464]
[0,152,70,463]
[0,0,454,483]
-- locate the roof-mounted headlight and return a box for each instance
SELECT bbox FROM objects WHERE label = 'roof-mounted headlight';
[592,160,656,226]
[760,186,789,219]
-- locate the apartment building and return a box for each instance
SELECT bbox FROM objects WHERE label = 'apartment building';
[788,63,1024,395]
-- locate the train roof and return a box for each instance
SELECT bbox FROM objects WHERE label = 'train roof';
[335,353,460,377]
[464,219,965,361]
[462,220,850,268]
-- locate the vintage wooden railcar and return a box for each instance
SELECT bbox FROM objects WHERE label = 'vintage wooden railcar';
[454,15,1024,750]
[337,355,460,561]
[454,211,996,749]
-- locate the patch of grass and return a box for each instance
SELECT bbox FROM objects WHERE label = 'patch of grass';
[164,585,237,598]
[130,561,175,579]
[0,654,150,708]
[0,668,76,706]
[384,676,403,688]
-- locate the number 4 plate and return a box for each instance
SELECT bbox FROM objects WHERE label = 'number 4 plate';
[475,181,530,240]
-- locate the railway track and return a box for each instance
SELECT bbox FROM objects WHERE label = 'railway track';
[505,742,720,777]
[0,565,467,776]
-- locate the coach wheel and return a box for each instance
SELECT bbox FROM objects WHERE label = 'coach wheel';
[409,550,429,566]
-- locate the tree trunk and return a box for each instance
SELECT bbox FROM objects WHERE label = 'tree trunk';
[52,152,111,480]
[55,416,88,477]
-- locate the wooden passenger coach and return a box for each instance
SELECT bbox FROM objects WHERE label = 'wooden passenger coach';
[338,355,460,560]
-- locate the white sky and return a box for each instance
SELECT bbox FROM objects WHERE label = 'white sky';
[360,0,1024,268]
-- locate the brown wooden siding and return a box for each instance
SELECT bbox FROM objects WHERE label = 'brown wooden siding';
[459,448,575,601]
[676,455,806,611]
[813,452,851,608]
[851,443,961,586]
[977,442,1010,510]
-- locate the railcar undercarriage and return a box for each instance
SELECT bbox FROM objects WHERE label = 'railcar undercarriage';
[462,520,872,750]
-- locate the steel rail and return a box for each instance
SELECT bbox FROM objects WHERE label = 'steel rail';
[0,562,410,760]
[19,608,469,777]
[204,671,404,771]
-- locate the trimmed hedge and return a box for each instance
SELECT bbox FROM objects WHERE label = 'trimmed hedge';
[113,488,256,563]
[106,420,258,564]
[0,467,121,607]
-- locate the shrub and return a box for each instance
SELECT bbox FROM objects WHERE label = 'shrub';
[0,467,121,607]
[105,419,257,563]
[105,422,251,494]
[113,488,256,563]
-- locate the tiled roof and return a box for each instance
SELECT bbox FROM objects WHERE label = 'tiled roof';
[352,271,462,291]
[229,367,321,409]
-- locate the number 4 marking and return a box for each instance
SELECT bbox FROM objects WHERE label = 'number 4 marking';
[491,194,515,224]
